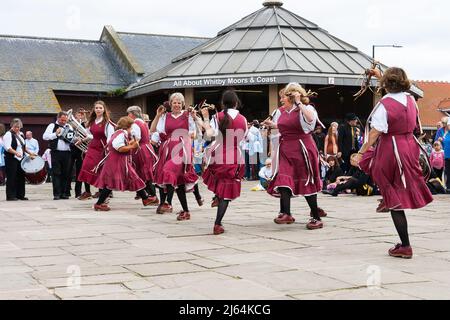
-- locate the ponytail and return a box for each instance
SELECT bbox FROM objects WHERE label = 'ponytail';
[219,90,240,137]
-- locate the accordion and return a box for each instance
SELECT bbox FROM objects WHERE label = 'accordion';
[60,126,77,144]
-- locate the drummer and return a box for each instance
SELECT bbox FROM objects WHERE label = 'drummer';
[3,118,38,201]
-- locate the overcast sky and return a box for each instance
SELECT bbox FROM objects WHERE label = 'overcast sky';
[1,0,449,81]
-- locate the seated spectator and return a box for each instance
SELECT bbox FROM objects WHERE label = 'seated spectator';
[251,159,272,191]
[323,154,372,197]
[323,156,344,190]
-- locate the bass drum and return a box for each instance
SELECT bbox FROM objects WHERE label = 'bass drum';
[21,156,48,185]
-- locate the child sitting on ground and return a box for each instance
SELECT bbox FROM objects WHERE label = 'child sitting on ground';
[323,154,372,197]
[251,159,272,191]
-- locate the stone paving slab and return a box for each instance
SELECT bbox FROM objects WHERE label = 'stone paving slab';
[0,183,449,300]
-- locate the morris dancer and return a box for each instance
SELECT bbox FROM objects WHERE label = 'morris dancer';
[127,106,159,205]
[150,93,201,221]
[93,117,155,211]
[196,90,248,235]
[265,83,327,230]
[356,67,433,259]
[78,101,115,198]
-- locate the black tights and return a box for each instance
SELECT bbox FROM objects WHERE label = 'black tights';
[391,210,410,247]
[159,185,174,205]
[279,188,292,215]
[137,182,156,199]
[279,188,320,220]
[215,198,230,226]
[146,182,156,197]
[193,184,202,201]
[98,188,148,205]
[306,194,320,220]
[176,185,189,212]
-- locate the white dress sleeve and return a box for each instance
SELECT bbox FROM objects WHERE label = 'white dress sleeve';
[112,132,127,151]
[131,123,141,140]
[151,132,160,143]
[272,109,282,125]
[209,115,219,137]
[156,115,166,134]
[299,105,318,134]
[105,123,115,143]
[3,132,12,151]
[370,103,388,133]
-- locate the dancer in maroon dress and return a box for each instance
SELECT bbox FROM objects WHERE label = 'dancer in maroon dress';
[266,83,326,230]
[93,117,155,211]
[150,93,200,221]
[356,67,433,259]
[127,106,159,205]
[196,90,248,235]
[78,101,114,196]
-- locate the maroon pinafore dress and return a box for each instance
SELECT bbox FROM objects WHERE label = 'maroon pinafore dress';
[203,111,248,200]
[153,112,199,190]
[78,122,107,185]
[132,120,158,183]
[267,106,322,197]
[368,96,433,210]
[94,130,146,192]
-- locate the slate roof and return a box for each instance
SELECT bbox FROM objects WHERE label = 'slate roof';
[117,32,209,75]
[0,35,128,113]
[128,1,377,96]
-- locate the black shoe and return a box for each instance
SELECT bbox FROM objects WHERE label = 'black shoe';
[18,197,29,201]
[7,198,18,201]
[60,196,70,200]
[53,196,61,200]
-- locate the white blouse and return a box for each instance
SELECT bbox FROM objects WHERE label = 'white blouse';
[111,131,128,151]
[156,112,196,135]
[3,131,25,161]
[272,104,318,134]
[131,119,146,141]
[371,92,411,134]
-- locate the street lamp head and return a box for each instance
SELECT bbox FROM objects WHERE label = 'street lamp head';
[372,44,403,59]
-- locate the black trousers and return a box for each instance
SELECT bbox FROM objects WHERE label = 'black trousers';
[334,177,365,194]
[5,156,25,200]
[51,151,72,197]
[67,151,89,197]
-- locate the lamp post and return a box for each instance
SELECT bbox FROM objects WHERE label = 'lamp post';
[372,44,403,59]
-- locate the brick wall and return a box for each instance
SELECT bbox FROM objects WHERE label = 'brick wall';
[56,94,129,123]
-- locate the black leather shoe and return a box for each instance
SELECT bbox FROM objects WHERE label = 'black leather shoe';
[7,198,19,201]
[53,196,61,200]
[60,196,70,200]
[18,197,29,201]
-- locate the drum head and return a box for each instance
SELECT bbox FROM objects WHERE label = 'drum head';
[21,156,45,174]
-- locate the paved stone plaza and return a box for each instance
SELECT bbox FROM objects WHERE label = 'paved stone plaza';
[0,182,449,300]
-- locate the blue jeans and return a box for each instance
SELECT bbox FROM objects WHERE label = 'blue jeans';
[260,178,268,190]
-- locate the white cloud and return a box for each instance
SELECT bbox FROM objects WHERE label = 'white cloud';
[1,0,449,80]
